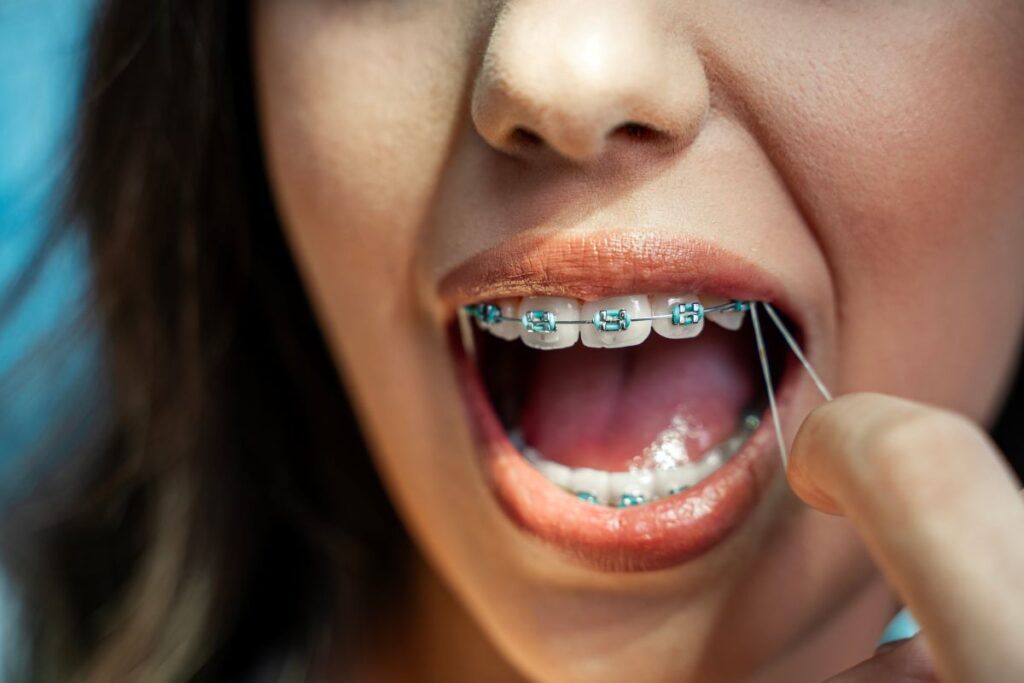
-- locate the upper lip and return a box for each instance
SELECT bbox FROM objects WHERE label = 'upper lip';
[437,229,805,334]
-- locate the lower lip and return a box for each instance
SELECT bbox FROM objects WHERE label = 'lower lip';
[454,341,794,573]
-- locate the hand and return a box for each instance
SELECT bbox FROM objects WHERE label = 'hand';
[787,393,1024,683]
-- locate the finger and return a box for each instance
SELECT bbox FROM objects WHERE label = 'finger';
[788,393,1024,682]
[825,635,936,683]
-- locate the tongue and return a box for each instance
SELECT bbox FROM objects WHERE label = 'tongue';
[520,326,757,472]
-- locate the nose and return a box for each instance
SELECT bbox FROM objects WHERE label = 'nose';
[471,0,710,164]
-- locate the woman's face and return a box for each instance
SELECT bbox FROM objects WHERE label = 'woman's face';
[252,2,1024,680]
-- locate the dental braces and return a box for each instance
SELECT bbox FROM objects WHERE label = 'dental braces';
[464,299,749,333]
[460,297,833,479]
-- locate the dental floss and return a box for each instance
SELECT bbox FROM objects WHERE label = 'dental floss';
[753,301,834,471]
[751,302,790,468]
[763,302,832,401]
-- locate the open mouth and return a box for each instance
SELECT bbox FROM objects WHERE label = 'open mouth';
[463,295,785,507]
[440,234,804,571]
[449,291,799,570]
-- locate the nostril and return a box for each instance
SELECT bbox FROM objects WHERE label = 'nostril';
[507,122,664,159]
[613,121,662,143]
[510,126,544,148]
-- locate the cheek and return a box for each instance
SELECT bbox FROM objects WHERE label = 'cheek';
[252,1,479,276]
[252,0,476,366]
[251,0,483,498]
[252,2,518,598]
[714,3,1024,417]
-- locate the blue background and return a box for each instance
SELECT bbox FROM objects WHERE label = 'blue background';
[1,0,99,470]
[0,0,98,670]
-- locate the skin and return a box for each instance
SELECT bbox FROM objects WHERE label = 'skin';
[251,1,1024,680]
[790,395,1024,682]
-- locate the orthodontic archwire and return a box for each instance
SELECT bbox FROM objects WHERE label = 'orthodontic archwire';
[463,299,745,333]
[462,298,832,471]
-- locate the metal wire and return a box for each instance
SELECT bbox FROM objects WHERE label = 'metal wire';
[493,301,745,326]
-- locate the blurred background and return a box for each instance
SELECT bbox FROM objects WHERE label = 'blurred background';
[0,0,99,666]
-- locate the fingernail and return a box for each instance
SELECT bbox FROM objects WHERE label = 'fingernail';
[874,637,911,655]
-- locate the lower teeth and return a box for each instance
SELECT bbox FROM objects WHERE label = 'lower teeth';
[514,411,761,508]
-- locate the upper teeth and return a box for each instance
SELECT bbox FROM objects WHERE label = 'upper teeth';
[580,296,651,348]
[468,294,748,349]
[519,296,581,350]
[700,294,748,331]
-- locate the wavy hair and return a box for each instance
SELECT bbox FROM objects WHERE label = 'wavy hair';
[1,2,406,680]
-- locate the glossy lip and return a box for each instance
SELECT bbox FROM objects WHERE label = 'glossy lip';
[438,231,792,315]
[440,230,808,572]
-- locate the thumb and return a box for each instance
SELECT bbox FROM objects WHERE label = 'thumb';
[787,393,1024,681]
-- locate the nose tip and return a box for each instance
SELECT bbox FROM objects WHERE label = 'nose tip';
[471,2,710,164]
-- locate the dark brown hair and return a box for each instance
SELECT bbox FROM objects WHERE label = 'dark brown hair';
[2,1,406,680]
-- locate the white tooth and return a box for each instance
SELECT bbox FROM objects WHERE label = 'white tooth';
[702,295,747,331]
[522,446,542,464]
[651,293,704,339]
[580,295,652,349]
[608,470,654,504]
[570,468,610,504]
[654,465,700,497]
[484,298,521,341]
[536,460,573,489]
[722,433,746,458]
[457,307,477,359]
[518,297,581,350]
[697,450,724,478]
